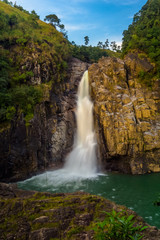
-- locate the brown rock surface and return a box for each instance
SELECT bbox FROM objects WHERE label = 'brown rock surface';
[0,182,160,240]
[88,54,160,174]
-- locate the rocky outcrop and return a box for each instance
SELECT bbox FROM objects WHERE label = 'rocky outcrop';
[0,182,160,240]
[0,58,89,182]
[89,54,160,174]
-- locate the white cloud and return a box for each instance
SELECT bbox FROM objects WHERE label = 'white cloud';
[15,0,87,20]
[70,0,95,2]
[65,23,97,31]
[103,0,139,5]
[51,6,86,20]
[128,15,134,19]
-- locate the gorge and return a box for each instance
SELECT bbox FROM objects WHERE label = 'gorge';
[17,64,160,230]
[0,0,160,238]
[1,54,160,182]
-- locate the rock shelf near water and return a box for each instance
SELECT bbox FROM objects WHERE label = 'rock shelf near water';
[0,182,160,240]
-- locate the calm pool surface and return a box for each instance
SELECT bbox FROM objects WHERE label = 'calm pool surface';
[18,170,160,228]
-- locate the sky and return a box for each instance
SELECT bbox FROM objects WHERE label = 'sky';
[15,0,147,47]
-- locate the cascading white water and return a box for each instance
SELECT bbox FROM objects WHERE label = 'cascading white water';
[64,70,97,177]
[18,74,160,230]
[19,71,98,190]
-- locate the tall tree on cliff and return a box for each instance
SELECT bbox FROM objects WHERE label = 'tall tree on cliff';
[84,36,89,45]
[44,14,60,28]
[44,14,68,38]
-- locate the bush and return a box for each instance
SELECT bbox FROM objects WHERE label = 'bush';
[93,210,147,240]
[71,44,108,63]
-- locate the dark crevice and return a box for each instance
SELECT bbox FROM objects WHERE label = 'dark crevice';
[125,63,130,90]
[132,105,139,124]
[125,63,139,125]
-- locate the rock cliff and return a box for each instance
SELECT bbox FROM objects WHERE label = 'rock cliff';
[0,58,89,182]
[89,53,160,174]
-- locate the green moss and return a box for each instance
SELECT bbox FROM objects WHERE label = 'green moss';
[67,226,84,239]
[138,70,155,88]
[32,222,59,231]
[0,191,151,240]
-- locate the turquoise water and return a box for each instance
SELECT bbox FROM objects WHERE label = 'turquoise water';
[18,170,160,228]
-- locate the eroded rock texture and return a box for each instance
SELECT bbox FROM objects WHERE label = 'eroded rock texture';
[0,183,160,240]
[89,54,160,174]
[0,58,89,182]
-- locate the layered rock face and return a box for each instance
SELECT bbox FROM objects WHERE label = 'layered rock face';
[0,58,89,182]
[89,54,160,174]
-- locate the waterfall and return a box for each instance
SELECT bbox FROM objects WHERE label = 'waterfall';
[18,71,98,191]
[64,70,97,177]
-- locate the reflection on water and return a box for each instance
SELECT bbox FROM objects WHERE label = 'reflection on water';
[18,170,160,229]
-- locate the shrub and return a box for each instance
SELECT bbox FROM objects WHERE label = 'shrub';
[93,210,147,240]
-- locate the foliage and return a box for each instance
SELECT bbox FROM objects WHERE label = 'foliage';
[44,14,68,38]
[84,36,89,45]
[0,1,70,124]
[70,41,121,63]
[138,70,156,88]
[1,0,40,17]
[93,210,147,240]
[70,44,109,63]
[44,14,60,27]
[0,0,122,125]
[97,39,121,52]
[122,0,160,74]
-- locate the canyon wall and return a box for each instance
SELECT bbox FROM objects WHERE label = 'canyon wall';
[0,58,89,182]
[89,53,160,174]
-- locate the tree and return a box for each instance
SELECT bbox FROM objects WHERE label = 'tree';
[84,36,89,46]
[9,14,18,29]
[44,14,67,38]
[97,41,103,49]
[110,41,117,51]
[30,10,39,20]
[2,0,13,6]
[104,39,109,49]
[44,14,60,28]
[71,41,76,45]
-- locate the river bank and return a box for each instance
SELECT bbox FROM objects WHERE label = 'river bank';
[0,182,160,240]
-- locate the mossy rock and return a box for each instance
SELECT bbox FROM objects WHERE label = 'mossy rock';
[0,183,160,239]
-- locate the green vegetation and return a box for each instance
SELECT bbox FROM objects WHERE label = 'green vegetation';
[93,210,147,240]
[44,14,67,38]
[122,0,160,76]
[1,0,159,124]
[71,44,109,63]
[0,191,150,240]
[0,0,122,126]
[84,36,89,45]
[70,37,121,63]
[0,0,70,124]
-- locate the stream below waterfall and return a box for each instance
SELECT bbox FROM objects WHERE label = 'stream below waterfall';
[18,171,160,228]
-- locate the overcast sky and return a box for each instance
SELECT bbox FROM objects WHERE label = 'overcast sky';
[15,0,147,46]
